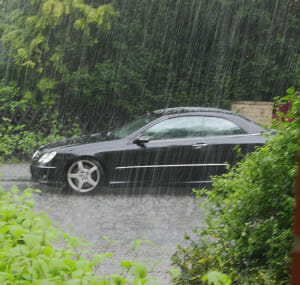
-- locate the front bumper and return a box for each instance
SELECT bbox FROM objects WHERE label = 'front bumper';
[30,164,64,186]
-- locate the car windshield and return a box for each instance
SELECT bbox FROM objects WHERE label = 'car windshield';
[111,113,160,139]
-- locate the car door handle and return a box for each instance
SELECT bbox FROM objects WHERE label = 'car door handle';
[192,143,208,149]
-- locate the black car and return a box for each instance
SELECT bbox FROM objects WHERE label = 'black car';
[31,107,267,193]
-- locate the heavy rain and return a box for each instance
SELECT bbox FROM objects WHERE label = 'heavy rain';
[0,0,299,284]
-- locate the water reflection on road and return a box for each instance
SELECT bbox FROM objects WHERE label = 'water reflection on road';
[1,182,204,284]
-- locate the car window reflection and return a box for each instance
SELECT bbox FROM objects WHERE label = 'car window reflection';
[112,113,160,138]
[142,116,246,140]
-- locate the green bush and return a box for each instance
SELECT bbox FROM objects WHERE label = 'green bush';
[0,81,82,160]
[0,120,81,160]
[172,89,300,284]
[0,185,158,284]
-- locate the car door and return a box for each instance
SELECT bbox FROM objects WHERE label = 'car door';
[184,115,265,183]
[111,115,208,185]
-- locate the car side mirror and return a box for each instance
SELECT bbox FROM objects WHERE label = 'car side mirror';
[134,136,150,145]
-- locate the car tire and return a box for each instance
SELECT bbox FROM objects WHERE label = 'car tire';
[66,159,102,194]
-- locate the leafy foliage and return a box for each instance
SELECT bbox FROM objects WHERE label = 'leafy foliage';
[0,81,81,160]
[0,0,118,135]
[202,271,232,285]
[0,185,158,284]
[171,89,300,284]
[0,0,299,139]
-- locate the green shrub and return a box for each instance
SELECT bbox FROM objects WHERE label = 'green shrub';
[0,119,81,160]
[0,185,158,284]
[172,89,300,284]
[0,81,82,160]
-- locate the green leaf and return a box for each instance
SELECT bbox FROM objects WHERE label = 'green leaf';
[102,235,111,242]
[92,253,113,266]
[11,185,19,193]
[120,260,133,270]
[102,235,119,243]
[68,236,79,250]
[109,274,127,285]
[9,225,25,239]
[76,260,92,271]
[48,258,67,275]
[73,18,86,30]
[64,258,77,270]
[23,190,33,198]
[25,199,36,208]
[202,271,232,285]
[23,234,43,248]
[132,261,147,279]
[170,268,181,279]
[42,247,54,257]
[0,272,15,281]
[132,239,154,251]
[71,269,84,278]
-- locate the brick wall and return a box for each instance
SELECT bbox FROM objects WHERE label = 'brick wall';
[231,101,274,126]
[291,153,300,284]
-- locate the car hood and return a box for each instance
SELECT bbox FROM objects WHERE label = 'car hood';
[39,133,115,151]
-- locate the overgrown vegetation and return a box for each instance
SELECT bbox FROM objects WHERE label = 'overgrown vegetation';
[0,82,81,160]
[0,0,299,159]
[171,89,300,284]
[0,185,158,284]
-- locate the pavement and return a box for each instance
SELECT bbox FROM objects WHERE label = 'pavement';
[0,163,31,181]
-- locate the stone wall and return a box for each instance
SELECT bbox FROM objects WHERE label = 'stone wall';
[231,101,274,126]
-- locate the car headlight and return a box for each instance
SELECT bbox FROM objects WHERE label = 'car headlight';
[32,150,40,159]
[38,151,57,164]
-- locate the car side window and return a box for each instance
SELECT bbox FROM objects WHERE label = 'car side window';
[204,117,246,136]
[143,116,205,140]
[142,115,246,140]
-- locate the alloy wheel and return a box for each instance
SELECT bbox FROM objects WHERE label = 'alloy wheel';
[67,160,100,193]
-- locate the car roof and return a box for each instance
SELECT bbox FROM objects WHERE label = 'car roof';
[153,107,237,116]
[152,106,266,132]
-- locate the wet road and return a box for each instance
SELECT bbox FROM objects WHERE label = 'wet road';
[0,181,203,284]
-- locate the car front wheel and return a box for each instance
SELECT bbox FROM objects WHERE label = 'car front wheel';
[66,159,101,194]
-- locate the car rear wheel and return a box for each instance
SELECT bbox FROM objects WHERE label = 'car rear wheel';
[66,159,101,193]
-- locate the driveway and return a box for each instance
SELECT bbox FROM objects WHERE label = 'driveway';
[0,163,203,284]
